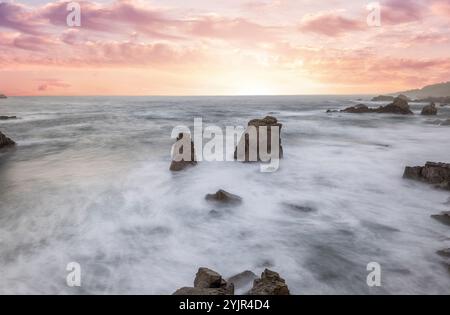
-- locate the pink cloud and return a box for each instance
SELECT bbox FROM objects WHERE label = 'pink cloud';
[37,79,71,91]
[381,0,425,24]
[298,12,365,37]
[0,2,44,35]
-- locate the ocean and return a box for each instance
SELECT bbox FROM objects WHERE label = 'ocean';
[0,95,449,294]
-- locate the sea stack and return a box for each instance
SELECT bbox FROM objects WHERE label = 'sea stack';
[169,132,197,171]
[233,116,283,162]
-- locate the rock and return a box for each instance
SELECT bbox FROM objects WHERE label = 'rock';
[227,271,258,291]
[0,94,7,99]
[341,97,413,115]
[248,269,290,295]
[234,116,283,162]
[437,248,450,258]
[283,202,316,213]
[173,267,234,295]
[0,131,15,148]
[169,133,197,171]
[403,162,450,190]
[376,97,413,114]
[205,190,242,205]
[371,95,394,102]
[421,102,438,115]
[397,94,411,101]
[431,211,450,226]
[0,116,17,120]
[326,109,338,113]
[341,104,373,113]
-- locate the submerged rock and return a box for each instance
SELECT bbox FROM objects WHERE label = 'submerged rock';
[421,102,438,115]
[169,133,197,171]
[248,269,290,295]
[0,131,15,148]
[173,267,234,295]
[234,116,283,162]
[403,162,450,190]
[205,190,242,205]
[431,211,450,226]
[437,248,450,258]
[341,97,413,115]
[0,116,17,120]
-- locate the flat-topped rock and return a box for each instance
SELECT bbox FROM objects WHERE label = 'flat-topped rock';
[431,211,450,226]
[403,162,450,190]
[0,116,17,120]
[234,116,283,161]
[0,131,15,148]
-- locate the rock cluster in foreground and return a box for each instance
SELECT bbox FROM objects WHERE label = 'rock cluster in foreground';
[403,162,450,190]
[169,133,197,171]
[234,116,283,161]
[340,97,413,115]
[173,268,290,295]
[0,131,15,148]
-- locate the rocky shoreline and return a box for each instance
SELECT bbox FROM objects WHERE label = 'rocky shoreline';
[173,268,290,295]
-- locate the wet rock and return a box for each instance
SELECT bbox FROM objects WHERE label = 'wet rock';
[421,102,438,115]
[371,95,394,102]
[403,162,450,190]
[376,97,413,114]
[326,109,338,113]
[341,97,413,115]
[248,269,290,295]
[341,104,373,113]
[0,116,17,120]
[0,131,15,148]
[169,133,197,171]
[0,94,7,99]
[396,94,411,102]
[205,189,242,205]
[431,211,450,226]
[437,248,450,258]
[234,116,283,161]
[227,271,258,291]
[173,267,234,295]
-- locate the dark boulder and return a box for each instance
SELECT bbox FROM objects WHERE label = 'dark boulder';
[431,211,450,226]
[421,102,438,115]
[234,116,283,162]
[248,269,290,295]
[340,97,413,115]
[205,190,242,205]
[0,131,15,148]
[0,116,17,120]
[437,248,450,258]
[173,267,234,295]
[403,162,450,190]
[169,133,197,171]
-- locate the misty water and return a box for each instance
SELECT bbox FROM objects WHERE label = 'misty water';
[0,96,449,294]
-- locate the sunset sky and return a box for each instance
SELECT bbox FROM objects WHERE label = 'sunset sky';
[1,0,450,96]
